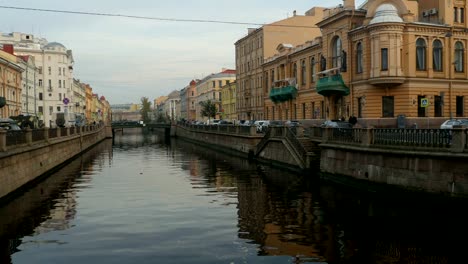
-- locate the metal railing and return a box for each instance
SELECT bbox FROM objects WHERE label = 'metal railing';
[1,124,104,152]
[373,128,451,148]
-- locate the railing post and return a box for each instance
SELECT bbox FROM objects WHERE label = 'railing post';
[250,125,256,136]
[450,128,465,153]
[57,127,62,137]
[65,127,70,136]
[296,126,304,137]
[43,127,50,143]
[236,125,240,135]
[0,130,6,151]
[25,128,33,146]
[322,127,329,143]
[361,128,373,147]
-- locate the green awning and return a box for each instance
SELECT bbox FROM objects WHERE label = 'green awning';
[316,74,350,96]
[269,85,297,103]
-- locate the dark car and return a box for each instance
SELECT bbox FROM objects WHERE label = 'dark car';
[0,118,21,131]
[321,120,353,138]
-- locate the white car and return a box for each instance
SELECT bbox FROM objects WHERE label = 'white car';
[440,119,468,129]
[254,120,270,133]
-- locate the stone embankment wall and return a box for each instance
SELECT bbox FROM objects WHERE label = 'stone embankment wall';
[0,125,111,200]
[174,125,263,158]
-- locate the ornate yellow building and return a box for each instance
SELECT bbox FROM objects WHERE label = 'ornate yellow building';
[263,0,468,127]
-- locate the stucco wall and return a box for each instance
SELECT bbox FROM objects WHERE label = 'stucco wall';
[0,127,107,200]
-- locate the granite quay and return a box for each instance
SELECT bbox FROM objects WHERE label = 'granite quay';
[172,123,468,197]
[0,124,112,201]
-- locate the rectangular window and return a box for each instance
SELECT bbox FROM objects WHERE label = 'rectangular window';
[48,79,52,88]
[461,8,465,23]
[49,106,53,115]
[212,81,216,88]
[38,67,43,74]
[58,80,62,88]
[454,7,459,22]
[63,80,66,88]
[213,92,215,99]
[58,67,61,75]
[57,106,61,112]
[38,79,43,86]
[39,92,43,100]
[381,48,388,71]
[457,96,464,117]
[38,106,43,114]
[63,68,66,76]
[218,80,222,87]
[59,93,62,101]
[382,96,394,117]
[48,67,51,75]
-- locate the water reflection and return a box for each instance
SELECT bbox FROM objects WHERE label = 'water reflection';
[0,140,113,264]
[172,139,468,263]
[1,132,468,263]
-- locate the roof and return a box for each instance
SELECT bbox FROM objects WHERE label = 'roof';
[44,42,67,49]
[369,3,403,25]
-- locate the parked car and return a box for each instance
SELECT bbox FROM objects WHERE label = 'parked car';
[285,120,301,127]
[254,120,269,133]
[321,120,353,138]
[219,120,233,125]
[0,118,21,131]
[440,119,468,129]
[240,120,254,126]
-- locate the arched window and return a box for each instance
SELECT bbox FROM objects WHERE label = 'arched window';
[356,42,363,73]
[433,39,443,72]
[332,37,342,68]
[416,38,426,71]
[455,41,464,72]
[301,60,306,85]
[311,57,316,82]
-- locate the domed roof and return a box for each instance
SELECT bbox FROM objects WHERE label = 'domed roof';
[369,3,403,25]
[44,42,67,49]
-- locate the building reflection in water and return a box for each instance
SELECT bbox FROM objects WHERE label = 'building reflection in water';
[172,139,467,263]
[0,139,113,264]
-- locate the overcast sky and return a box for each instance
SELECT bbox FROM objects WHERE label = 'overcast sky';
[0,0,365,105]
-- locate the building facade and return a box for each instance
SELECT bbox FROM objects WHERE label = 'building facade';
[0,48,23,118]
[262,0,468,127]
[18,55,37,116]
[0,32,75,127]
[195,69,236,122]
[221,81,237,121]
[234,8,325,121]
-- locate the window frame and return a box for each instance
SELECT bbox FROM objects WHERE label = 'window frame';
[432,39,443,72]
[416,38,427,71]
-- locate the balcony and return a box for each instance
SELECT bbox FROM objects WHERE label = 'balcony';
[269,78,298,103]
[47,86,53,92]
[316,73,349,96]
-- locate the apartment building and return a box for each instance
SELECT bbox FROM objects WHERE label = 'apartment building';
[262,0,468,126]
[0,32,74,127]
[234,8,325,121]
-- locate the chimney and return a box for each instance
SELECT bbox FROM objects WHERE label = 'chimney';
[343,0,355,10]
[293,10,297,16]
[2,44,14,55]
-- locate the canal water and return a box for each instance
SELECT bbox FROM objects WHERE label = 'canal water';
[1,129,468,263]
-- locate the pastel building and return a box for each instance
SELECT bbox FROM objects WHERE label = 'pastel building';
[261,0,468,127]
